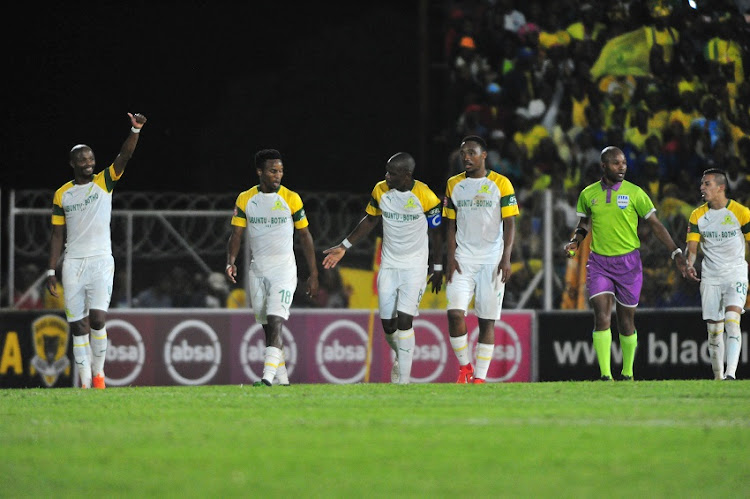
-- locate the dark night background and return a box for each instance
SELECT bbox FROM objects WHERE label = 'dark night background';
[4,2,444,195]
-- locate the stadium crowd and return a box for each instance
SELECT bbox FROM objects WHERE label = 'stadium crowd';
[11,0,750,312]
[436,0,750,308]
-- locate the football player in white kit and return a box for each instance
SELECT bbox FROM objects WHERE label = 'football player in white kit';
[225,149,319,387]
[322,152,443,384]
[685,168,750,380]
[444,135,519,384]
[47,112,147,389]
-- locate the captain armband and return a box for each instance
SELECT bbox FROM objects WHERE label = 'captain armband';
[427,212,442,229]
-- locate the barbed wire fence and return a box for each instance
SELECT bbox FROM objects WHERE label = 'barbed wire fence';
[5,189,376,308]
[4,188,688,310]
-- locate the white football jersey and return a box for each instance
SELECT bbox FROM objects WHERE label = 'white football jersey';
[231,185,309,273]
[366,180,441,269]
[51,164,121,259]
[687,200,750,284]
[443,170,519,265]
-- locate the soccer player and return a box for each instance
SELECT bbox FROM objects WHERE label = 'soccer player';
[47,112,147,389]
[322,152,443,384]
[225,149,319,387]
[684,169,750,380]
[444,135,519,384]
[564,146,687,381]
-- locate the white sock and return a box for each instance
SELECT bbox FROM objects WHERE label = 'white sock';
[90,327,108,377]
[73,334,92,388]
[262,346,283,384]
[385,331,398,353]
[707,323,725,380]
[725,311,742,378]
[275,349,289,385]
[474,343,494,381]
[386,331,400,383]
[450,334,470,366]
[397,328,415,384]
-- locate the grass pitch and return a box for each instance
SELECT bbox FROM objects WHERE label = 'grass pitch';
[2,381,749,498]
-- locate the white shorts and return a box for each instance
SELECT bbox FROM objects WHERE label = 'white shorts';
[446,261,505,320]
[248,265,298,323]
[377,267,427,319]
[62,255,115,322]
[700,279,748,322]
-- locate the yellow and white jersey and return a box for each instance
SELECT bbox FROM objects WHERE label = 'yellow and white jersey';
[366,180,442,269]
[687,200,750,284]
[51,164,121,259]
[443,170,519,265]
[231,185,309,272]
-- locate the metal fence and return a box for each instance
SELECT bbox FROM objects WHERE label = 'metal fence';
[3,188,690,310]
[4,189,375,308]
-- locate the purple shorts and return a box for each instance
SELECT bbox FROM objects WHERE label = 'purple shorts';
[586,250,643,307]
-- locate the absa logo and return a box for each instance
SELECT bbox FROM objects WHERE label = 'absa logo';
[404,319,448,383]
[104,319,145,386]
[316,320,368,384]
[164,320,222,385]
[469,319,523,382]
[239,324,297,382]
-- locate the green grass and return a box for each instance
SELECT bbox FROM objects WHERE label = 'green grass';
[2,381,749,498]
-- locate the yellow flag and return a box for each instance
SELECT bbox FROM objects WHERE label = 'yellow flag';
[590,27,651,80]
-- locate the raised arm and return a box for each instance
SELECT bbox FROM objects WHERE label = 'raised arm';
[322,214,380,269]
[113,112,147,177]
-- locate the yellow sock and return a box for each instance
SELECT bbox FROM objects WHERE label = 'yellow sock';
[620,332,638,378]
[592,329,612,378]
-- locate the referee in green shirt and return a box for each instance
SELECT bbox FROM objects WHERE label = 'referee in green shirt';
[564,146,688,380]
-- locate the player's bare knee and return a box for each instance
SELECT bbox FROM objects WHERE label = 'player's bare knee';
[447,309,463,323]
[90,319,106,330]
[593,314,611,331]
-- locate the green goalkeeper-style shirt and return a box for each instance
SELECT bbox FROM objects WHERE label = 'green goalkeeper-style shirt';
[575,179,656,257]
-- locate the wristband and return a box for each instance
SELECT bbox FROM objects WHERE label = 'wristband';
[131,126,142,133]
[226,263,234,269]
[670,248,683,260]
[47,269,56,277]
[433,264,443,271]
[341,238,353,249]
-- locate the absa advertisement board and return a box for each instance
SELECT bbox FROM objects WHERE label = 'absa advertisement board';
[1,309,535,387]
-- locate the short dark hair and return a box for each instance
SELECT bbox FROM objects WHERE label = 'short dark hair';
[69,144,92,162]
[254,149,282,170]
[600,145,623,164]
[703,168,728,190]
[386,152,416,174]
[461,135,487,151]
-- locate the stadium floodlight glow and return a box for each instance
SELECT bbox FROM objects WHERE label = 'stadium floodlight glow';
[688,0,697,8]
